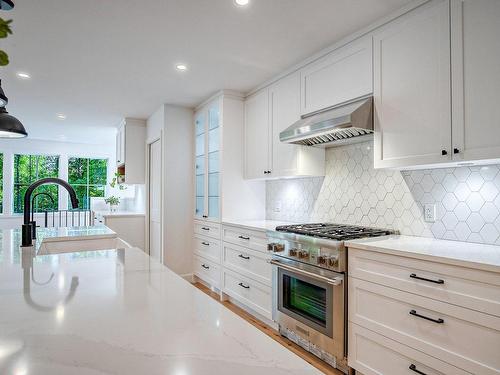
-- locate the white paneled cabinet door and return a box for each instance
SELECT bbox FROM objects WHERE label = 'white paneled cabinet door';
[373,0,452,169]
[245,89,270,179]
[270,73,300,177]
[451,0,500,162]
[300,36,372,116]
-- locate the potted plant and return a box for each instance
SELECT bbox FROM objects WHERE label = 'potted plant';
[104,196,120,212]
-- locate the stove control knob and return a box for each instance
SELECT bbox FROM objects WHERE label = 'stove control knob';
[289,248,298,257]
[267,243,285,253]
[327,256,339,267]
[317,255,327,265]
[298,250,309,259]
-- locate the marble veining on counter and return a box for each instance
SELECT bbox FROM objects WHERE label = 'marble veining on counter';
[346,235,500,273]
[222,219,299,232]
[0,229,320,375]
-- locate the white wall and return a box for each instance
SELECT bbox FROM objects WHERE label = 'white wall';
[146,104,194,276]
[0,137,116,228]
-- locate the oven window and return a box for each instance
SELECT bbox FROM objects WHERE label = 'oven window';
[282,274,327,327]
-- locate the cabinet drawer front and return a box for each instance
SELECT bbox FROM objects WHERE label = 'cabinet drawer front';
[349,323,471,375]
[194,236,221,264]
[222,225,267,253]
[349,247,500,317]
[349,277,500,375]
[222,269,272,319]
[193,255,220,289]
[194,221,221,240]
[223,242,271,286]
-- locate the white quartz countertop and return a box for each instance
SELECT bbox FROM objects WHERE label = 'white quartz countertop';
[222,219,297,232]
[346,235,500,273]
[35,225,117,243]
[94,210,146,218]
[0,228,319,375]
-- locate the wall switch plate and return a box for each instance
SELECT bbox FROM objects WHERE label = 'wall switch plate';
[424,204,436,222]
[274,201,282,213]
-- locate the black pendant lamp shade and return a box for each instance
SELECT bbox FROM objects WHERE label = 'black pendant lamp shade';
[0,0,14,10]
[0,80,27,138]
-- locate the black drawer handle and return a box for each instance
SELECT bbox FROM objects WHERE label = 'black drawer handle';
[410,273,444,284]
[201,227,210,231]
[409,309,444,324]
[238,254,250,260]
[409,364,428,375]
[201,264,210,269]
[201,241,210,246]
[238,235,250,240]
[238,282,250,289]
[202,215,208,218]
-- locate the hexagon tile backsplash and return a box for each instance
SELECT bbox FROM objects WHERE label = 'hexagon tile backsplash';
[266,141,500,245]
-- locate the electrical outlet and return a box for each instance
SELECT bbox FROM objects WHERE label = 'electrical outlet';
[274,201,282,213]
[424,204,436,222]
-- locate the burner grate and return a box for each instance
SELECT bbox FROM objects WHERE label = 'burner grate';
[275,223,394,240]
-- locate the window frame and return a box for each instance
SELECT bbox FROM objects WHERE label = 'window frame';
[67,156,108,210]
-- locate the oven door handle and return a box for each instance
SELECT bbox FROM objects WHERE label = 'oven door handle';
[269,259,343,286]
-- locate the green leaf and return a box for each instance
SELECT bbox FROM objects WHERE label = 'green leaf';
[0,18,13,39]
[0,50,9,66]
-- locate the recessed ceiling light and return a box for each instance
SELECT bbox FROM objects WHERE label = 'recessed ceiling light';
[176,64,188,71]
[16,72,31,80]
[234,0,249,6]
[56,113,67,120]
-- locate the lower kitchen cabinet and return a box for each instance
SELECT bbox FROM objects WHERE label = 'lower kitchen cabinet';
[348,245,500,375]
[349,324,471,375]
[193,255,221,289]
[222,242,271,286]
[222,268,272,320]
[99,214,145,249]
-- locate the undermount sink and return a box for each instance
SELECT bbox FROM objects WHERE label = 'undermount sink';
[37,236,131,255]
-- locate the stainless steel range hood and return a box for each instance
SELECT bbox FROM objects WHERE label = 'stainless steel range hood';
[280,96,373,147]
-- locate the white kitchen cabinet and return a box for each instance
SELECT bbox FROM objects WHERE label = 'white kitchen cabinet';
[373,0,452,169]
[245,73,325,180]
[115,118,146,184]
[100,214,145,249]
[451,0,500,163]
[300,36,372,116]
[244,89,270,179]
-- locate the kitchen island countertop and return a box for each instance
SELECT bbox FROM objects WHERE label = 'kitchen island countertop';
[0,228,320,375]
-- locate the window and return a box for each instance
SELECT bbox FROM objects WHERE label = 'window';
[68,158,107,210]
[0,153,3,214]
[13,154,60,213]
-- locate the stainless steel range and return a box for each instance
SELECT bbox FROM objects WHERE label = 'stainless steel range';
[267,223,395,373]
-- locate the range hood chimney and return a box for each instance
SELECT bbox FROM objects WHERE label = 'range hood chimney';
[280,96,373,147]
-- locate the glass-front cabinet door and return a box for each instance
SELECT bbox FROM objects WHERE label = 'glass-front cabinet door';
[194,99,221,221]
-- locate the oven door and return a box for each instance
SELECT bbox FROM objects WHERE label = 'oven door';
[271,257,345,356]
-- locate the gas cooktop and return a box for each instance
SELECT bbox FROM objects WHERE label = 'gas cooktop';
[275,223,395,241]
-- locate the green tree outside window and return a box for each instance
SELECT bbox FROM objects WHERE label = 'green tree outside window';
[13,154,60,213]
[68,158,107,210]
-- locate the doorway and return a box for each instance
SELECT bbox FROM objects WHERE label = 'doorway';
[148,138,162,262]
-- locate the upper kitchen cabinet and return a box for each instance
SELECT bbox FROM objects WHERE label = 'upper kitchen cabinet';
[245,73,325,180]
[195,99,221,221]
[373,0,452,169]
[300,36,372,116]
[195,91,265,222]
[451,0,500,163]
[116,118,146,184]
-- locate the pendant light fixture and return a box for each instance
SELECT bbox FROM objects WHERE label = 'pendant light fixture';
[0,80,28,138]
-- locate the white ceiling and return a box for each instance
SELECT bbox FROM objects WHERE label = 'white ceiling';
[1,0,411,143]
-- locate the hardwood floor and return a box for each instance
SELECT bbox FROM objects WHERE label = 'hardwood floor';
[193,282,344,375]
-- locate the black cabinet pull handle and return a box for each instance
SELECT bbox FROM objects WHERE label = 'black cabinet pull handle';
[201,227,210,231]
[202,215,208,218]
[201,264,210,269]
[409,364,428,375]
[201,241,210,246]
[410,273,444,284]
[238,235,250,240]
[238,282,250,289]
[453,148,460,154]
[238,254,250,260]
[441,150,448,155]
[409,309,444,324]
